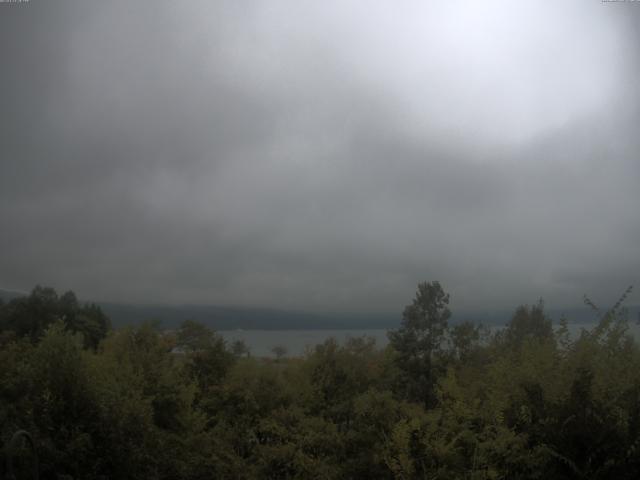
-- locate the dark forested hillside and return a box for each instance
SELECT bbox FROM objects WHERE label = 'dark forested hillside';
[1,283,640,479]
[99,303,398,330]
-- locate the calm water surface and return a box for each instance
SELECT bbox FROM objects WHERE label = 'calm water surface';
[219,322,640,358]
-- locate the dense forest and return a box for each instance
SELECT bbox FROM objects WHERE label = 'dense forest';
[1,283,639,479]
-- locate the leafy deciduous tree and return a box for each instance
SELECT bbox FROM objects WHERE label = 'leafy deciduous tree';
[388,281,451,407]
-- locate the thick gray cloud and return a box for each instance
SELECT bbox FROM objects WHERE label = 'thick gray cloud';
[1,0,639,313]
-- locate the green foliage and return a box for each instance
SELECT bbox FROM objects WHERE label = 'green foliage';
[232,339,251,357]
[1,283,640,479]
[450,320,484,362]
[176,319,236,392]
[388,281,451,407]
[502,300,554,349]
[0,286,110,348]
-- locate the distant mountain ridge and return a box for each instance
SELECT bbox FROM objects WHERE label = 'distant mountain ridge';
[99,303,398,330]
[67,302,640,331]
[0,288,28,302]
[2,288,637,330]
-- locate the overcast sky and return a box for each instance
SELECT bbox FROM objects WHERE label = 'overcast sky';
[1,0,639,314]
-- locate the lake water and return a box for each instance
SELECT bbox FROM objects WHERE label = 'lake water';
[219,322,640,358]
